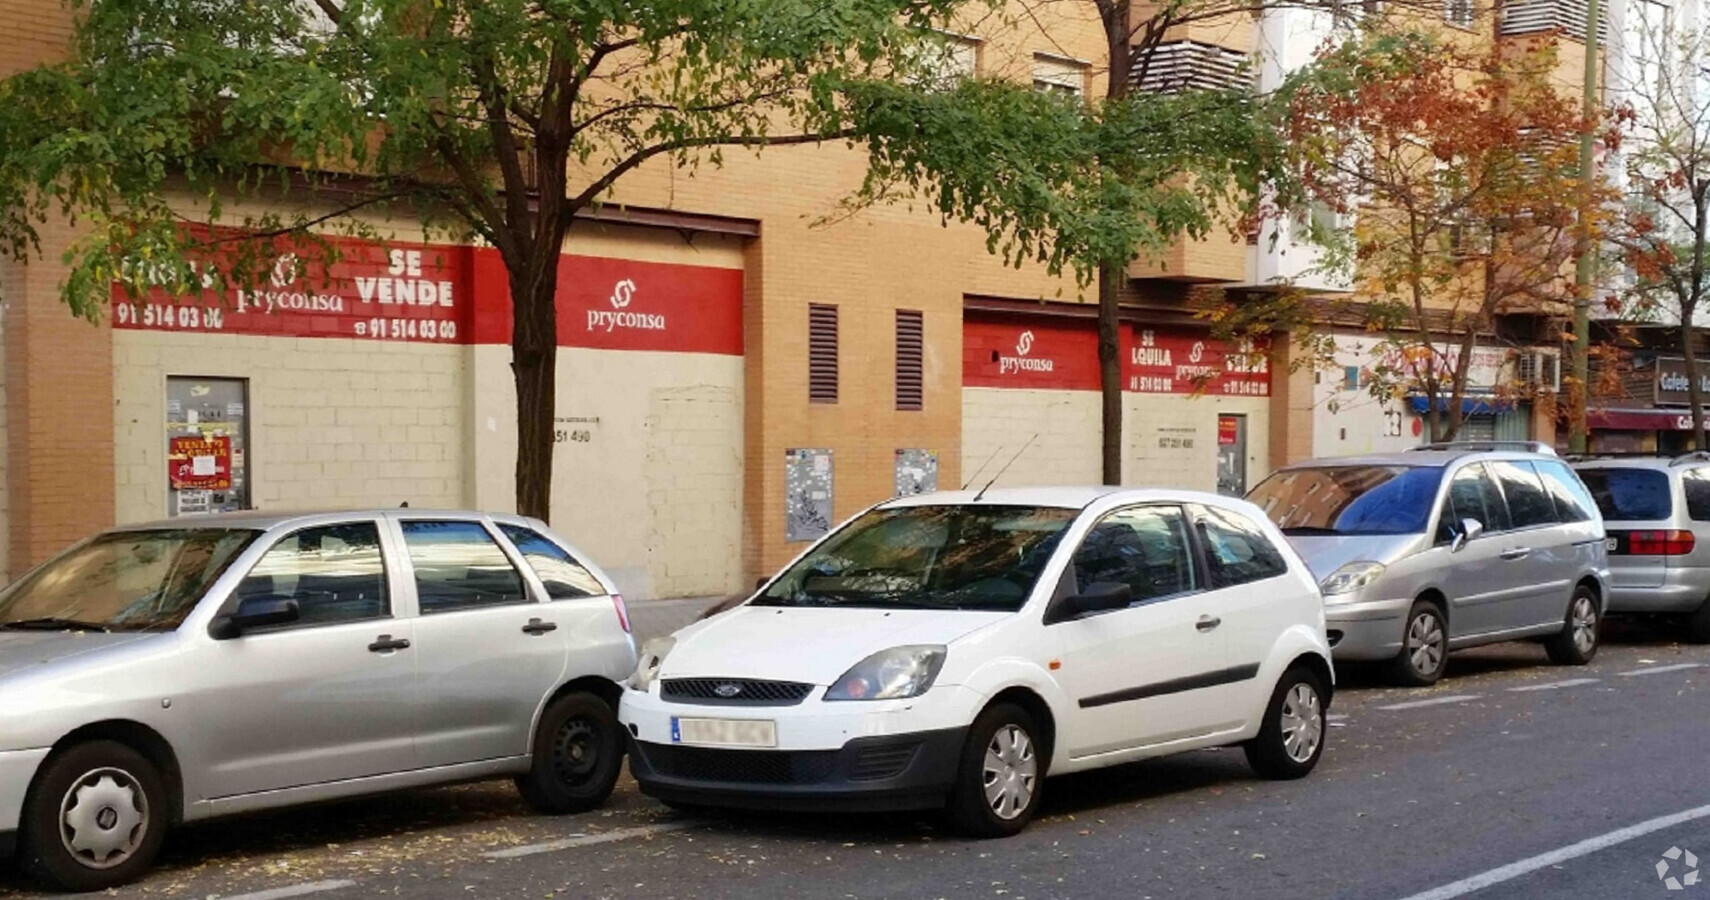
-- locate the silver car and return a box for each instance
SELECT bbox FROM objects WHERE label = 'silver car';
[0,510,637,892]
[1248,443,1610,686]
[1572,454,1710,642]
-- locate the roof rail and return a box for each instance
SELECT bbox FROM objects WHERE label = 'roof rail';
[1409,440,1557,456]
[1670,451,1710,466]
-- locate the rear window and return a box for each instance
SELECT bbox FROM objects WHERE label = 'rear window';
[1577,468,1672,521]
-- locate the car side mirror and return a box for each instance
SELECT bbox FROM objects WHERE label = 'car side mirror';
[1049,581,1134,623]
[210,595,300,639]
[1451,518,1484,553]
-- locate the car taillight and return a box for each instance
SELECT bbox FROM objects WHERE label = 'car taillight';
[612,594,631,633]
[1624,530,1697,555]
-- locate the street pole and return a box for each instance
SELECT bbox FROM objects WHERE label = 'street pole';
[1569,0,1600,454]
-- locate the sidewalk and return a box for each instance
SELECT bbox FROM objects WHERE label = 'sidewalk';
[624,594,729,644]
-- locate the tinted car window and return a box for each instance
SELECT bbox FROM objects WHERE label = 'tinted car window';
[1249,465,1446,536]
[1192,505,1289,588]
[234,523,389,627]
[1578,468,1673,521]
[1490,461,1560,529]
[1439,463,1511,542]
[401,521,530,614]
[499,525,606,599]
[1685,469,1710,522]
[1071,506,1197,603]
[1533,461,1596,523]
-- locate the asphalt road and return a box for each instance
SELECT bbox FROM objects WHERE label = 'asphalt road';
[4,618,1708,900]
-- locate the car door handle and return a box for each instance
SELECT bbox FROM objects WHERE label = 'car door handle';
[1500,548,1532,561]
[368,635,411,653]
[522,618,558,635]
[1196,616,1221,632]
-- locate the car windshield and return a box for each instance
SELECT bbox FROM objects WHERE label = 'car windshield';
[754,505,1077,612]
[1249,465,1446,536]
[1577,468,1672,521]
[0,529,259,631]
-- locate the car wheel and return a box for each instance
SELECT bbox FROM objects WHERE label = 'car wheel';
[18,741,168,893]
[1545,585,1601,665]
[1390,600,1449,686]
[945,703,1045,838]
[1243,666,1328,780]
[1685,597,1710,645]
[515,692,624,815]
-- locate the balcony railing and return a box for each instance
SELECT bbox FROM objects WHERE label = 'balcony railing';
[1499,0,1609,42]
[1131,41,1250,94]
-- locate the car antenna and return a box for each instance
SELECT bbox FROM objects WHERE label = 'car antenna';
[961,445,1005,491]
[973,434,1036,502]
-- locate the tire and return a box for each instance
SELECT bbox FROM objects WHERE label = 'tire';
[1685,598,1710,645]
[1243,666,1329,780]
[1390,600,1449,687]
[515,692,624,815]
[18,740,169,892]
[944,703,1046,838]
[1545,585,1601,665]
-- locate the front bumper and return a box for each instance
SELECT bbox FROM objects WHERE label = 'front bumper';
[1323,596,1411,662]
[627,728,965,812]
[0,747,51,844]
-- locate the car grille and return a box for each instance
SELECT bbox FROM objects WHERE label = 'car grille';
[640,745,839,784]
[661,678,814,706]
[849,743,919,782]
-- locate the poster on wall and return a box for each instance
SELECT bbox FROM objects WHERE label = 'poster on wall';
[785,448,834,542]
[1127,327,1271,397]
[894,449,939,497]
[168,435,233,490]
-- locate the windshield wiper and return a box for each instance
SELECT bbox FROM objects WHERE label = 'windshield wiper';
[1,617,112,633]
[1281,526,1342,535]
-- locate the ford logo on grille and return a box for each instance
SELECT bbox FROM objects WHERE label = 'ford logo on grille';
[713,683,743,698]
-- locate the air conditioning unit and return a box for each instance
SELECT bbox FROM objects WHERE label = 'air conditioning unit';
[1516,350,1562,393]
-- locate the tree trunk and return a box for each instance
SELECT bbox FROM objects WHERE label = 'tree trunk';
[1442,333,1476,443]
[510,266,560,521]
[1098,263,1123,484]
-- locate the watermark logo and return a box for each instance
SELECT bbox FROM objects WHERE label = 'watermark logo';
[1658,847,1700,891]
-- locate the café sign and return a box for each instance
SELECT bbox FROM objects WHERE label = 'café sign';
[1655,357,1710,406]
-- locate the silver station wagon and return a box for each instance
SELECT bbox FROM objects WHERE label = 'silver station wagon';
[0,510,637,892]
[1572,453,1710,642]
[1249,443,1610,686]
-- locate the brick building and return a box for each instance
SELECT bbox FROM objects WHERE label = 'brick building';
[0,0,1603,598]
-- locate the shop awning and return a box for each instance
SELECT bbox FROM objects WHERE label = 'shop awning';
[1406,395,1515,416]
[1588,408,1701,431]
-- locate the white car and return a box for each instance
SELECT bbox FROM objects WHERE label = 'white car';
[619,488,1334,836]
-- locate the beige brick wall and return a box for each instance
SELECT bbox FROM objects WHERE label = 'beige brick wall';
[1124,393,1271,493]
[113,333,470,522]
[962,389,1103,487]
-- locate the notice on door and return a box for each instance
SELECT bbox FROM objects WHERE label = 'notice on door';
[169,435,233,491]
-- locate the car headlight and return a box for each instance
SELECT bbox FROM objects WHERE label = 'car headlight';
[1319,561,1386,598]
[824,645,946,702]
[630,637,675,692]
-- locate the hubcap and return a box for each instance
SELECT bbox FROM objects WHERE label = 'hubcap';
[981,724,1037,821]
[1572,596,1598,654]
[58,768,148,870]
[1407,611,1446,676]
[552,718,600,787]
[1279,683,1323,763]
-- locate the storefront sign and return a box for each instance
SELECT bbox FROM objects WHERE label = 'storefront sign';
[1126,327,1270,397]
[962,317,1101,391]
[168,435,233,491]
[1588,408,1702,431]
[1218,416,1240,445]
[112,229,473,344]
[1654,358,1710,406]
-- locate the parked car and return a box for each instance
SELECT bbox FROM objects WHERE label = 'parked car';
[0,510,636,892]
[619,487,1334,837]
[1248,441,1609,686]
[1571,453,1710,642]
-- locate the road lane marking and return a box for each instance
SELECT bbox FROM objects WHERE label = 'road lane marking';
[1618,663,1706,677]
[483,822,698,859]
[1394,802,1710,900]
[223,881,357,900]
[1507,678,1600,692]
[1375,695,1481,711]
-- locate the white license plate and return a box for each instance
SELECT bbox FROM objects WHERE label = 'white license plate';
[671,717,777,748]
[1606,537,1619,552]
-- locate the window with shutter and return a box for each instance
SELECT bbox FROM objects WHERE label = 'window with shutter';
[896,310,924,411]
[809,304,839,404]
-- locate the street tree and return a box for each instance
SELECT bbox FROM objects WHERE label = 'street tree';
[1610,15,1710,448]
[1235,31,1611,442]
[0,0,983,520]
